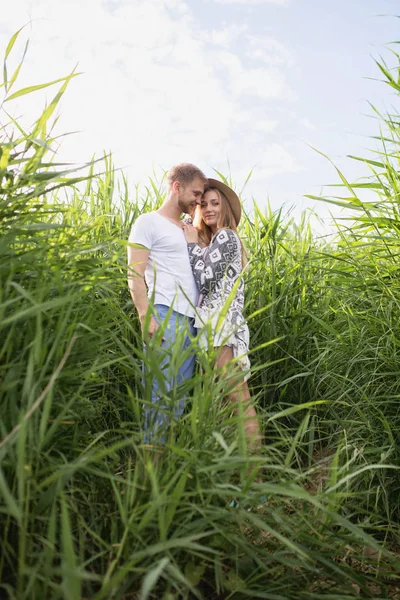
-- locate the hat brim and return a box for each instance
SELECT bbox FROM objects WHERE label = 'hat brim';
[206,178,242,225]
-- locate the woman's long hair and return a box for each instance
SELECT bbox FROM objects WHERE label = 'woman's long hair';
[193,187,248,267]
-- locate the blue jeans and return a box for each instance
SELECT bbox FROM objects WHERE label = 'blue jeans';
[142,304,196,443]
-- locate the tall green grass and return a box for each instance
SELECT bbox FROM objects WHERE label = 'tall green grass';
[1,29,400,599]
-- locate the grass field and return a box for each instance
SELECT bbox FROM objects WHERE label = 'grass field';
[1,29,400,599]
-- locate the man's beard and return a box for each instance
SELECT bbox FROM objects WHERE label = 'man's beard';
[178,196,195,215]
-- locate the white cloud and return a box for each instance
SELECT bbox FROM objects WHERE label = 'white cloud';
[216,50,291,100]
[299,118,317,130]
[1,0,299,203]
[249,144,303,179]
[206,23,248,48]
[245,35,294,67]
[214,0,288,5]
[258,119,279,132]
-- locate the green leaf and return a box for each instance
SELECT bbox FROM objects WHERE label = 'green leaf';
[267,400,329,422]
[5,72,81,102]
[165,470,188,532]
[303,309,342,337]
[184,561,206,586]
[4,27,25,61]
[0,467,21,522]
[140,558,170,600]
[0,296,76,327]
[32,69,78,138]
[8,39,29,92]
[0,146,11,170]
[61,497,81,600]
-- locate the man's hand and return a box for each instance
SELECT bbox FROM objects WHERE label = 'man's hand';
[140,313,166,343]
[140,314,159,338]
[182,222,199,243]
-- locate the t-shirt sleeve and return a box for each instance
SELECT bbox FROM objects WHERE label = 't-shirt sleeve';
[128,214,154,250]
[187,229,241,295]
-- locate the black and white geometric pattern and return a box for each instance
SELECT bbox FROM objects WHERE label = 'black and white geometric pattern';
[187,228,250,377]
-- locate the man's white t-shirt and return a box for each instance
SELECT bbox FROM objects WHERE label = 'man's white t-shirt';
[129,212,198,318]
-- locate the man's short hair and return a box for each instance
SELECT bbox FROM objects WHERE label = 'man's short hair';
[167,163,207,188]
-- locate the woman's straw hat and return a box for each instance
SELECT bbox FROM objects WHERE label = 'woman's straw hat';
[207,178,242,225]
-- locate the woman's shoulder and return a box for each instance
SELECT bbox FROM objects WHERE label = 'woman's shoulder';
[212,228,240,245]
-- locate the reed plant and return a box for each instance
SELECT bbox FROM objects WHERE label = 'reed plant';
[1,29,399,599]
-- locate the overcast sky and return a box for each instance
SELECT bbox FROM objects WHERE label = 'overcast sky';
[1,0,399,228]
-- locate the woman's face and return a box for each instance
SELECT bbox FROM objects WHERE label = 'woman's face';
[200,189,221,232]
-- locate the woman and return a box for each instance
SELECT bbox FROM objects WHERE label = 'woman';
[182,179,261,450]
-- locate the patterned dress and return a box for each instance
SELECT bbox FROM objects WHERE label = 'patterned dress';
[187,228,251,378]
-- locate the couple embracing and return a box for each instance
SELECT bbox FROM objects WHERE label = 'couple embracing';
[127,163,261,450]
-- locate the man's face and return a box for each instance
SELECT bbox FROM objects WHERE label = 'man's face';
[177,177,205,215]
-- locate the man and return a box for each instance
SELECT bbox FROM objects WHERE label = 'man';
[127,163,207,442]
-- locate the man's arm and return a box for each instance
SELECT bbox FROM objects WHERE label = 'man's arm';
[127,245,159,338]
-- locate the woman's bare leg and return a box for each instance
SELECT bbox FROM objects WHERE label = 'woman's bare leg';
[215,346,261,452]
